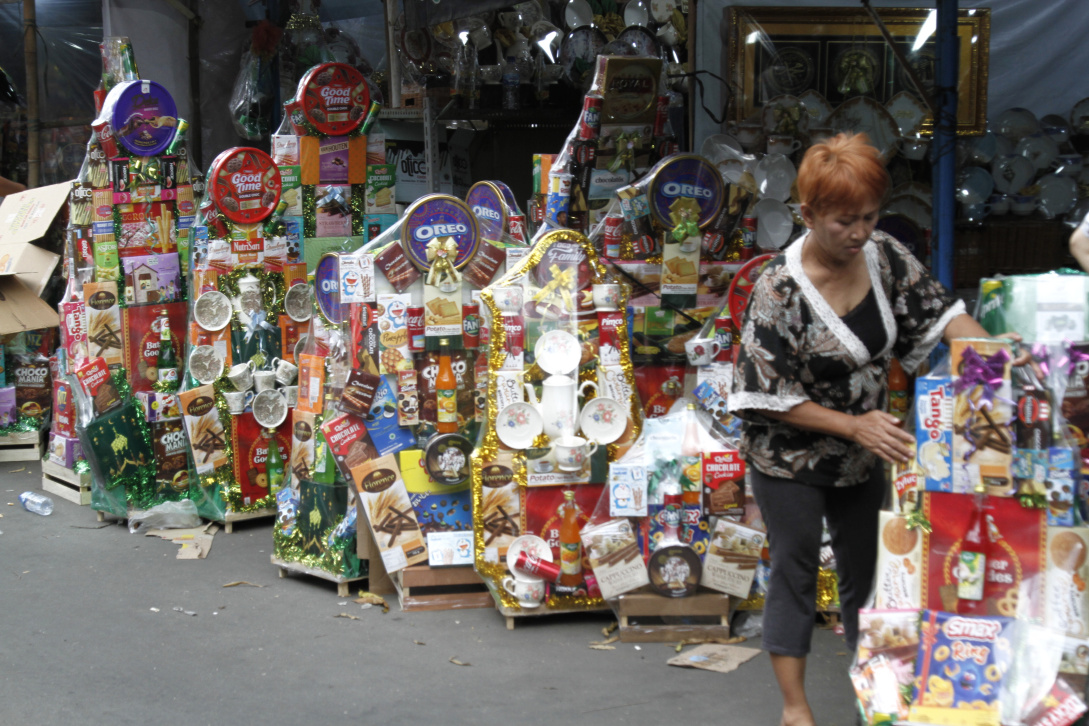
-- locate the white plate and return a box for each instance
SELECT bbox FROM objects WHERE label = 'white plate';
[885,91,930,137]
[1071,98,1089,135]
[512,1,542,27]
[798,89,834,125]
[717,158,748,186]
[1037,174,1079,219]
[506,534,553,583]
[252,389,289,428]
[188,345,225,385]
[762,95,809,136]
[754,153,796,202]
[700,133,744,163]
[828,96,900,162]
[993,107,1041,141]
[962,131,998,165]
[624,0,650,27]
[1015,133,1060,171]
[991,154,1036,194]
[284,283,313,323]
[579,396,627,444]
[193,291,232,331]
[616,25,661,57]
[753,198,794,249]
[535,330,581,375]
[649,0,677,23]
[564,0,593,29]
[883,195,932,231]
[890,182,933,206]
[496,403,544,450]
[956,166,994,205]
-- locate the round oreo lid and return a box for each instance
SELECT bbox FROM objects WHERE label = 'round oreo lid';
[490,180,520,212]
[298,62,370,136]
[209,147,282,225]
[106,79,179,157]
[314,253,347,324]
[466,182,509,243]
[401,194,480,271]
[647,154,724,231]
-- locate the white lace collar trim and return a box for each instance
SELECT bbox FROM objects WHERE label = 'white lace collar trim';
[784,232,896,367]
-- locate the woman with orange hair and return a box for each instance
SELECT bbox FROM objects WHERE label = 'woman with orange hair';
[729,133,1012,725]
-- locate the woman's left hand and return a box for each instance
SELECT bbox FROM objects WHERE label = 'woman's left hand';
[996,331,1032,367]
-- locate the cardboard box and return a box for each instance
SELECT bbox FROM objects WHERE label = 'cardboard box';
[350,453,428,573]
[915,373,954,493]
[48,432,82,468]
[1045,527,1089,637]
[872,511,923,610]
[701,520,764,598]
[0,185,63,335]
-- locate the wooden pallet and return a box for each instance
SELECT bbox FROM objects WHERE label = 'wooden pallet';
[395,564,493,612]
[270,555,368,598]
[616,589,733,643]
[497,601,611,630]
[0,429,44,462]
[219,507,276,534]
[41,458,92,506]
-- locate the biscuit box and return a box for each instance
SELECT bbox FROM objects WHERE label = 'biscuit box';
[1045,527,1089,638]
[915,373,954,493]
[52,379,76,436]
[909,610,1013,726]
[48,432,82,468]
[922,492,1045,618]
[950,339,1014,496]
[873,511,923,610]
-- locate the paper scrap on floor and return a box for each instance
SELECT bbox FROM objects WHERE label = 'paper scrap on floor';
[146,523,219,559]
[667,644,762,673]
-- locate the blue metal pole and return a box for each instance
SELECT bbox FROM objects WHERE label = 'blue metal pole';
[932,0,958,290]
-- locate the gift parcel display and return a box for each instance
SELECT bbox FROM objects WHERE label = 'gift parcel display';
[856,335,1089,726]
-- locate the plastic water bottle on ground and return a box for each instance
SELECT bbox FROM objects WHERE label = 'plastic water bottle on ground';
[19,491,54,516]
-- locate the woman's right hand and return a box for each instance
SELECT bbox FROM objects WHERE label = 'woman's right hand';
[850,410,914,464]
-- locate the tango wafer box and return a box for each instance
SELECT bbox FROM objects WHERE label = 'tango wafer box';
[916,373,954,493]
[909,610,1013,726]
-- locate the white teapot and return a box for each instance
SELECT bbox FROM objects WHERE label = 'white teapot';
[524,375,597,441]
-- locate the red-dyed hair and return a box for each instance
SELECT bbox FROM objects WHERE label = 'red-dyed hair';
[797,133,889,213]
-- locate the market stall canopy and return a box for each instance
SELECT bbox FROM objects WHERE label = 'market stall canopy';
[403,0,513,30]
[0,183,66,334]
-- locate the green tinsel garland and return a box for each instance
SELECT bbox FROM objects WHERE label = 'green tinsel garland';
[350,183,365,237]
[0,415,43,436]
[302,185,317,238]
[272,518,362,579]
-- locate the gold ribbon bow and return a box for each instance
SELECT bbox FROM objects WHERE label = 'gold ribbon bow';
[609,131,642,174]
[669,198,702,242]
[532,264,576,312]
[425,237,461,288]
[903,508,932,533]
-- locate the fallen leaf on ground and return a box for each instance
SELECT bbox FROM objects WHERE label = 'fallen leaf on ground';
[602,622,618,637]
[588,644,616,650]
[590,635,620,646]
[335,613,360,621]
[222,581,264,588]
[413,640,426,646]
[9,467,25,473]
[353,592,390,612]
[449,657,471,666]
[70,524,110,529]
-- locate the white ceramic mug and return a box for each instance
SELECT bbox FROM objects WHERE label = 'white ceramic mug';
[591,283,621,311]
[253,370,276,392]
[226,360,256,391]
[899,137,931,161]
[1011,194,1036,215]
[271,357,299,386]
[1054,154,1084,178]
[501,575,544,607]
[494,286,524,314]
[284,385,299,408]
[685,337,722,366]
[989,193,1010,216]
[766,135,802,156]
[809,126,833,142]
[552,435,598,472]
[729,122,763,151]
[223,390,254,415]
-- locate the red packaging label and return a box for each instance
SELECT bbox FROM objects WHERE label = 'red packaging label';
[502,314,525,361]
[461,241,505,289]
[52,379,75,436]
[153,419,191,495]
[702,451,745,516]
[210,147,282,225]
[634,363,685,418]
[279,315,302,365]
[232,413,293,506]
[923,492,1045,618]
[507,215,527,244]
[596,310,624,366]
[61,301,89,370]
[320,413,378,481]
[523,484,604,561]
[75,357,122,415]
[121,302,187,393]
[299,63,370,136]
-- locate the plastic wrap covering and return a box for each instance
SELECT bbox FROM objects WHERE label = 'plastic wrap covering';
[0,0,101,187]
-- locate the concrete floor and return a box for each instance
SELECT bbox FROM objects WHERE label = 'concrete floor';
[0,468,857,725]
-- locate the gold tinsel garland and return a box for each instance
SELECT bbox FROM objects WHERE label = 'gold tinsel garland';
[471,228,641,613]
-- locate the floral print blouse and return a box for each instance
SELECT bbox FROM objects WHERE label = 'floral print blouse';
[728,231,964,487]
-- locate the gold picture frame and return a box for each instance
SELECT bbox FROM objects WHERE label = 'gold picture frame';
[728,7,990,136]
